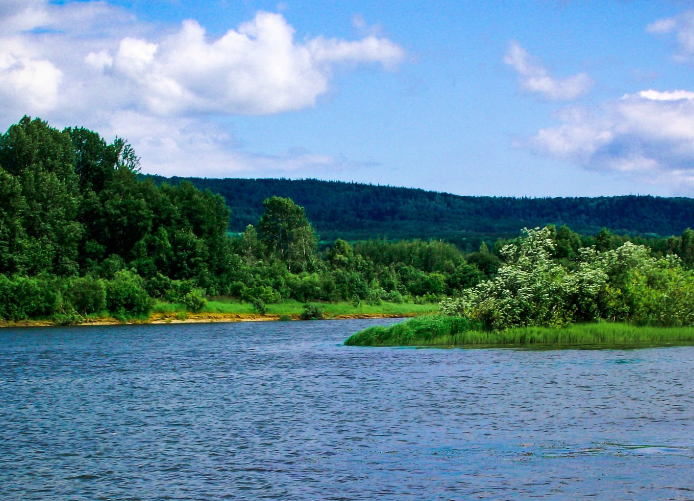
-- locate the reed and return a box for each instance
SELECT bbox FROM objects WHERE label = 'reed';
[344,315,694,348]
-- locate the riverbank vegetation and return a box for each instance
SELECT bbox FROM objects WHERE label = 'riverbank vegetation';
[4,117,694,329]
[0,117,468,324]
[347,226,694,347]
[345,317,694,348]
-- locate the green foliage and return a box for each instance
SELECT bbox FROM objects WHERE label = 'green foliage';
[158,177,694,245]
[242,285,281,304]
[345,315,482,346]
[0,275,62,320]
[106,270,152,316]
[5,116,694,326]
[301,303,325,320]
[347,320,694,348]
[67,275,106,315]
[182,289,207,312]
[0,117,83,276]
[252,298,267,315]
[441,227,694,330]
[258,196,317,271]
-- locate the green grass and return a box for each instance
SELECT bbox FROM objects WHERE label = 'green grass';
[152,298,438,317]
[344,315,694,348]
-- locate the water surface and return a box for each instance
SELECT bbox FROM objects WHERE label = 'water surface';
[2,319,693,500]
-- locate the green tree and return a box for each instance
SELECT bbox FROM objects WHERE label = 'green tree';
[258,196,317,271]
[0,168,27,274]
[0,117,83,276]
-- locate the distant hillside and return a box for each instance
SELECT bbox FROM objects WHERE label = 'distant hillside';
[151,176,694,246]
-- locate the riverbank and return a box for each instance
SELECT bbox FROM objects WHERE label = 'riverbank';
[0,299,436,328]
[344,315,694,348]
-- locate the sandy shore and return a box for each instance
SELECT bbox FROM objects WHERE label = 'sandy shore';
[0,312,416,328]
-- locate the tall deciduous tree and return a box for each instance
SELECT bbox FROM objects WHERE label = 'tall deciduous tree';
[258,196,317,271]
[0,116,83,275]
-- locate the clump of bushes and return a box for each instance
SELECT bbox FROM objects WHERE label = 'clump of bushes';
[252,298,267,315]
[163,279,207,312]
[67,275,106,315]
[301,303,325,320]
[440,227,694,331]
[0,275,61,320]
[106,270,152,317]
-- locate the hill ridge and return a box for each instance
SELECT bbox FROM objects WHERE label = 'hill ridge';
[149,176,694,248]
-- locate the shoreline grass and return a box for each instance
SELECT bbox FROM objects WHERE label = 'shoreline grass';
[1,300,438,328]
[344,315,694,348]
[192,299,438,318]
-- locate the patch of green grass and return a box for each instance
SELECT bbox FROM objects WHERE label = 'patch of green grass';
[151,300,186,313]
[345,315,694,348]
[202,300,257,314]
[322,301,438,317]
[155,298,438,317]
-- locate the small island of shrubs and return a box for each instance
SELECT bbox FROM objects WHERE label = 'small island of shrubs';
[346,227,694,348]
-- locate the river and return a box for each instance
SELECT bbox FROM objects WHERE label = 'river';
[1,319,693,500]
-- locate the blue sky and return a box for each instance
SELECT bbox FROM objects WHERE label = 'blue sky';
[2,1,694,196]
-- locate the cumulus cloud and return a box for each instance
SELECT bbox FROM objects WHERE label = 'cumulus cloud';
[648,10,694,59]
[90,12,405,116]
[0,38,62,114]
[504,41,594,101]
[524,90,694,189]
[0,1,404,178]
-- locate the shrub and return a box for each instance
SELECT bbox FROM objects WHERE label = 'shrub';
[145,273,172,299]
[252,298,267,315]
[301,303,325,320]
[385,290,404,304]
[53,312,83,326]
[163,279,194,303]
[182,289,207,312]
[67,275,106,315]
[106,270,152,316]
[242,285,281,304]
[0,275,61,320]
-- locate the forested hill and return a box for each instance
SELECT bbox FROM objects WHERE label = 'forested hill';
[152,176,694,244]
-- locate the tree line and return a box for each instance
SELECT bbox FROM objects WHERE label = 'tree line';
[154,176,694,248]
[2,117,694,323]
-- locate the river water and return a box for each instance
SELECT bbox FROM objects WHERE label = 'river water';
[1,319,693,500]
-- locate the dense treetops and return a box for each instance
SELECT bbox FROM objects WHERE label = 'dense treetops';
[154,176,694,247]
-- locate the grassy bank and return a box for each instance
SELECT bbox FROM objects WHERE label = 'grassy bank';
[154,299,438,318]
[344,315,694,348]
[0,300,438,328]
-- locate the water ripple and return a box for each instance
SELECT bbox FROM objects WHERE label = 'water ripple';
[1,320,694,500]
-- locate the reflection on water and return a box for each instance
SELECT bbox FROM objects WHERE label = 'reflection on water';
[1,319,694,500]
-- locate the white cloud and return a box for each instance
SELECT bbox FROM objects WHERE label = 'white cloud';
[0,2,404,178]
[646,18,678,34]
[90,11,405,116]
[648,10,694,59]
[637,89,694,101]
[524,90,694,190]
[504,41,594,101]
[0,38,62,114]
